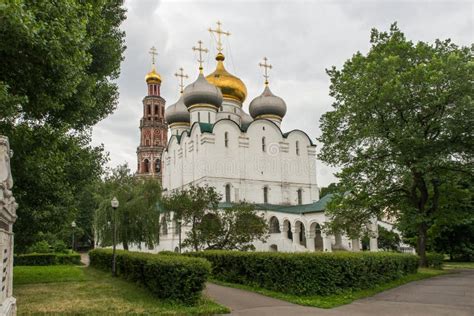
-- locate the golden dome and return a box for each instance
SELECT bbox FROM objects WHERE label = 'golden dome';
[145,65,161,83]
[205,53,247,103]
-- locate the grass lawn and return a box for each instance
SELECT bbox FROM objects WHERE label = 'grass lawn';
[210,268,447,309]
[444,261,474,269]
[14,265,230,315]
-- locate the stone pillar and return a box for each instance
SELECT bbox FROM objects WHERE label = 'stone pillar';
[322,233,332,252]
[370,237,378,252]
[0,136,17,316]
[352,238,361,252]
[280,224,288,240]
[292,226,300,248]
[306,231,315,251]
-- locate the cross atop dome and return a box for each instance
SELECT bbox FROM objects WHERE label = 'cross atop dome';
[174,67,189,94]
[259,57,272,86]
[149,46,158,65]
[192,40,208,73]
[209,21,230,54]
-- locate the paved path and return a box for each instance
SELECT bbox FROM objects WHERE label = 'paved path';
[205,269,474,316]
[79,252,89,266]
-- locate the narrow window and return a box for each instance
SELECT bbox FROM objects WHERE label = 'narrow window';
[224,132,229,147]
[263,187,268,204]
[225,184,231,203]
[143,159,150,173]
[198,112,201,122]
[297,189,302,205]
[155,159,161,173]
[155,105,158,116]
[196,135,198,152]
[161,107,164,117]
[262,137,266,152]
[147,105,151,115]
[228,115,231,119]
[208,112,211,123]
[296,141,300,155]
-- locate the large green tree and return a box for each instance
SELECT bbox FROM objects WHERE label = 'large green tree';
[0,0,126,251]
[318,23,473,266]
[94,165,161,250]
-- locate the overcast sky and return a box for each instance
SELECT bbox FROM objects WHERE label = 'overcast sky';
[91,0,473,187]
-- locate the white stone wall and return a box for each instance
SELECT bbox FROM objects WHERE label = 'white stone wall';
[162,118,319,205]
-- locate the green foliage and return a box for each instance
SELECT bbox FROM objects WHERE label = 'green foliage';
[320,183,341,198]
[162,185,221,251]
[27,241,51,254]
[14,253,81,266]
[187,250,419,296]
[94,164,162,250]
[377,225,401,251]
[89,249,210,305]
[425,253,444,269]
[0,1,126,252]
[318,23,473,266]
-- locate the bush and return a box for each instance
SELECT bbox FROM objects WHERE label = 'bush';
[14,253,81,266]
[426,253,444,269]
[27,241,51,253]
[186,251,419,296]
[89,249,210,304]
[53,240,69,254]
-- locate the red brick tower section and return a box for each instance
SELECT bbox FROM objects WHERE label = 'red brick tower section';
[136,48,168,178]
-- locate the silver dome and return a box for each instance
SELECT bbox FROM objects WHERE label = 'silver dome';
[249,86,287,119]
[165,95,190,124]
[183,73,223,108]
[241,110,253,126]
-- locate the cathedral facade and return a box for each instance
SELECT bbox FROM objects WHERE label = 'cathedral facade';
[142,23,378,253]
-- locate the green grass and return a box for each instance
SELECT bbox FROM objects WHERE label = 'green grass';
[210,268,447,309]
[444,261,474,269]
[14,265,230,315]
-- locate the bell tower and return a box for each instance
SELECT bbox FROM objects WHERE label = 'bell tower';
[136,46,168,178]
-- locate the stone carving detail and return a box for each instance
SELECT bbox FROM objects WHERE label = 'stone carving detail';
[0,136,17,315]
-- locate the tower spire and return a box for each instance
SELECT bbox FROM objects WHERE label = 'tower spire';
[208,21,230,54]
[259,57,272,86]
[174,67,189,94]
[192,40,208,73]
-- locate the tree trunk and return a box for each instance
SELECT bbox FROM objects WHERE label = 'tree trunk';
[122,241,129,251]
[417,222,428,267]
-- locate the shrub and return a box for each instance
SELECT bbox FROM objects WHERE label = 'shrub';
[14,253,81,266]
[53,240,69,254]
[426,253,444,269]
[27,241,51,253]
[186,251,419,296]
[89,249,210,304]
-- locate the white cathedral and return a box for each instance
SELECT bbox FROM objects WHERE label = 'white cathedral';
[142,22,379,254]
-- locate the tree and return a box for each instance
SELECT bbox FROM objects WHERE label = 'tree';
[318,23,473,266]
[320,182,340,198]
[94,164,161,250]
[0,1,126,251]
[377,225,401,251]
[162,185,221,251]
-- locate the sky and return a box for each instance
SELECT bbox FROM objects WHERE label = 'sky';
[91,0,473,187]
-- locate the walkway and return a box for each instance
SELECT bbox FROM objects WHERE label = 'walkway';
[205,269,474,316]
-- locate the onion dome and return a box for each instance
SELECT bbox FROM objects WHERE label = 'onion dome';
[183,73,223,108]
[249,85,287,119]
[145,65,161,84]
[206,53,247,103]
[241,111,253,126]
[165,95,190,124]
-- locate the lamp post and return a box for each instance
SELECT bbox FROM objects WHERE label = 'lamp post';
[111,197,119,277]
[71,221,76,251]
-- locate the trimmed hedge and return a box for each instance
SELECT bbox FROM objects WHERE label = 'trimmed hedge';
[186,251,419,296]
[426,253,444,269]
[89,249,210,304]
[14,253,81,266]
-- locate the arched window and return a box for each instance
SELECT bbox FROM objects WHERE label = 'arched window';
[147,105,151,115]
[155,105,159,116]
[269,217,280,233]
[296,141,300,155]
[297,189,303,205]
[224,132,229,147]
[262,137,266,152]
[263,186,269,204]
[155,159,161,173]
[225,184,231,203]
[143,159,150,173]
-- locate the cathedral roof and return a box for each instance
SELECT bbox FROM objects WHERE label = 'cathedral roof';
[249,85,287,119]
[165,95,190,124]
[219,194,333,214]
[145,65,161,84]
[206,53,247,103]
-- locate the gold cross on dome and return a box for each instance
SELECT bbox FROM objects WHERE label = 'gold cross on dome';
[208,21,230,53]
[174,67,189,94]
[192,40,208,72]
[259,57,272,85]
[149,46,158,65]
